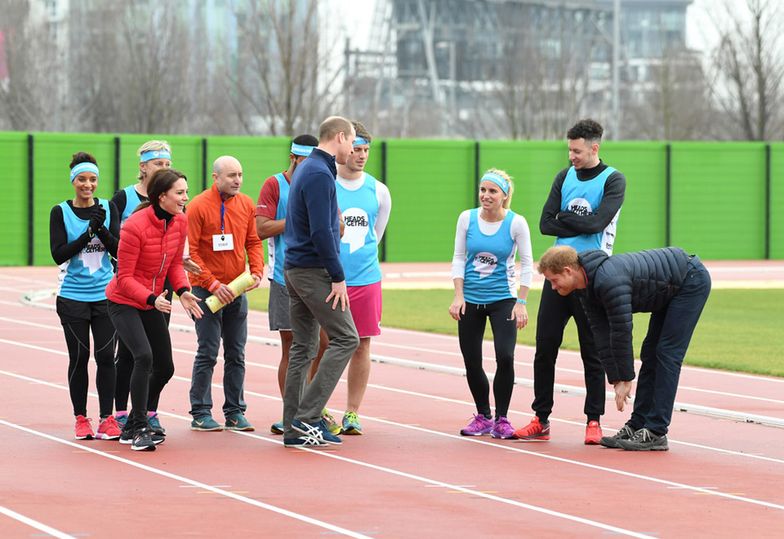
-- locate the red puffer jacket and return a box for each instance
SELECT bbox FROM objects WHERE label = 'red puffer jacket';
[106,206,190,310]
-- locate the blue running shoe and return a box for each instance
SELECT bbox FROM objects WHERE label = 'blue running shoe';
[190,416,223,431]
[115,413,128,429]
[292,418,342,445]
[270,421,284,435]
[147,412,165,436]
[225,413,255,431]
[283,436,327,448]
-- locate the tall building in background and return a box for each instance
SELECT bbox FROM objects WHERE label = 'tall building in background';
[346,0,695,138]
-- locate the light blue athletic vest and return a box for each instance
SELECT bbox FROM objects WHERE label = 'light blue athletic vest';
[120,184,144,223]
[555,166,619,254]
[463,209,516,304]
[268,173,289,285]
[57,200,113,302]
[336,173,381,286]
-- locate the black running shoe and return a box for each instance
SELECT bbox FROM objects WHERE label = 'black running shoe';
[131,428,157,452]
[618,428,669,451]
[600,424,636,448]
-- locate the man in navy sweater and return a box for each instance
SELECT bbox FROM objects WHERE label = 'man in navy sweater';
[281,116,360,448]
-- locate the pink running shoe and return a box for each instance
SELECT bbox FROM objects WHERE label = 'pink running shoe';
[460,414,493,436]
[96,416,122,440]
[491,416,516,439]
[74,415,94,440]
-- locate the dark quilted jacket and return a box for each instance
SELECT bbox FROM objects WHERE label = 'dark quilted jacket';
[577,247,692,383]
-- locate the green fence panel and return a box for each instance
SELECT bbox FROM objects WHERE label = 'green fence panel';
[118,135,204,195]
[671,143,766,259]
[384,139,475,262]
[600,142,667,254]
[771,143,784,259]
[32,133,117,266]
[478,141,564,259]
[0,132,29,265]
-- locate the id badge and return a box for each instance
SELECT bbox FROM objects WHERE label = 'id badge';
[213,234,234,251]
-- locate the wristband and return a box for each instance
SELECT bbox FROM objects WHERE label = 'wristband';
[516,298,527,305]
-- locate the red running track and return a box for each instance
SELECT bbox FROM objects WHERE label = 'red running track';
[1,267,783,538]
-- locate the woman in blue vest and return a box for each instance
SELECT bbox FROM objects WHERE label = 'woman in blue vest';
[449,169,533,439]
[49,152,121,441]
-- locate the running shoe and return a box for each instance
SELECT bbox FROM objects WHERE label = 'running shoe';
[341,411,363,435]
[460,414,493,436]
[322,409,342,435]
[618,428,669,451]
[491,416,516,439]
[96,416,122,440]
[74,415,94,440]
[115,412,128,429]
[600,424,636,448]
[147,412,165,436]
[190,416,223,431]
[120,428,164,445]
[131,428,156,452]
[292,418,342,445]
[584,420,603,445]
[270,421,284,435]
[283,435,327,448]
[225,413,255,431]
[513,417,550,441]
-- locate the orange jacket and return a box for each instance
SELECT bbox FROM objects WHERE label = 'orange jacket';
[186,184,264,292]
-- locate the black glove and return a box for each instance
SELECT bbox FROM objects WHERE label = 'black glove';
[88,204,106,234]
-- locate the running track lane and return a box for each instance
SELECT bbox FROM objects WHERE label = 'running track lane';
[1,269,783,536]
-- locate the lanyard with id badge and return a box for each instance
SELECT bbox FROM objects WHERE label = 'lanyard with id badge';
[213,202,234,251]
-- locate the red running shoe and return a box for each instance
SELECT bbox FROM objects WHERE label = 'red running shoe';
[513,417,550,441]
[74,415,94,440]
[96,416,122,440]
[585,420,602,445]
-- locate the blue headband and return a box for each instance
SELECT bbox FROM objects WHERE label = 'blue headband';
[353,136,370,147]
[481,172,509,194]
[70,162,99,183]
[140,149,171,163]
[291,143,315,157]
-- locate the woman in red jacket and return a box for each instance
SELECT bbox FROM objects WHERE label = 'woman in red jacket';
[106,168,203,451]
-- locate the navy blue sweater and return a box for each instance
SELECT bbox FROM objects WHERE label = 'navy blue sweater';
[283,148,345,282]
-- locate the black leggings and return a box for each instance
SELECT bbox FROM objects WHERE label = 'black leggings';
[114,286,171,412]
[457,299,517,419]
[108,300,174,432]
[532,279,605,423]
[56,297,116,418]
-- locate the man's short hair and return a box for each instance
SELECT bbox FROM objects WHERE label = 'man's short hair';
[319,116,353,142]
[292,134,318,147]
[567,119,603,143]
[352,121,372,143]
[537,246,580,274]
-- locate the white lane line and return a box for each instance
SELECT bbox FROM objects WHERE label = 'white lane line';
[15,286,784,386]
[4,318,784,464]
[0,505,75,539]
[0,418,371,539]
[0,378,654,539]
[8,307,784,419]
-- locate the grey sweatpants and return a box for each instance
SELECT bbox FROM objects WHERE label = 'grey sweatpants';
[283,267,359,437]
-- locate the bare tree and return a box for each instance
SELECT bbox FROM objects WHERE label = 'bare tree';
[623,48,711,140]
[67,0,202,134]
[226,0,344,136]
[474,4,605,140]
[705,0,784,140]
[0,0,69,130]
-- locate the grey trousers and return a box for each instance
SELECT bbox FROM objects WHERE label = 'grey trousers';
[283,267,359,437]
